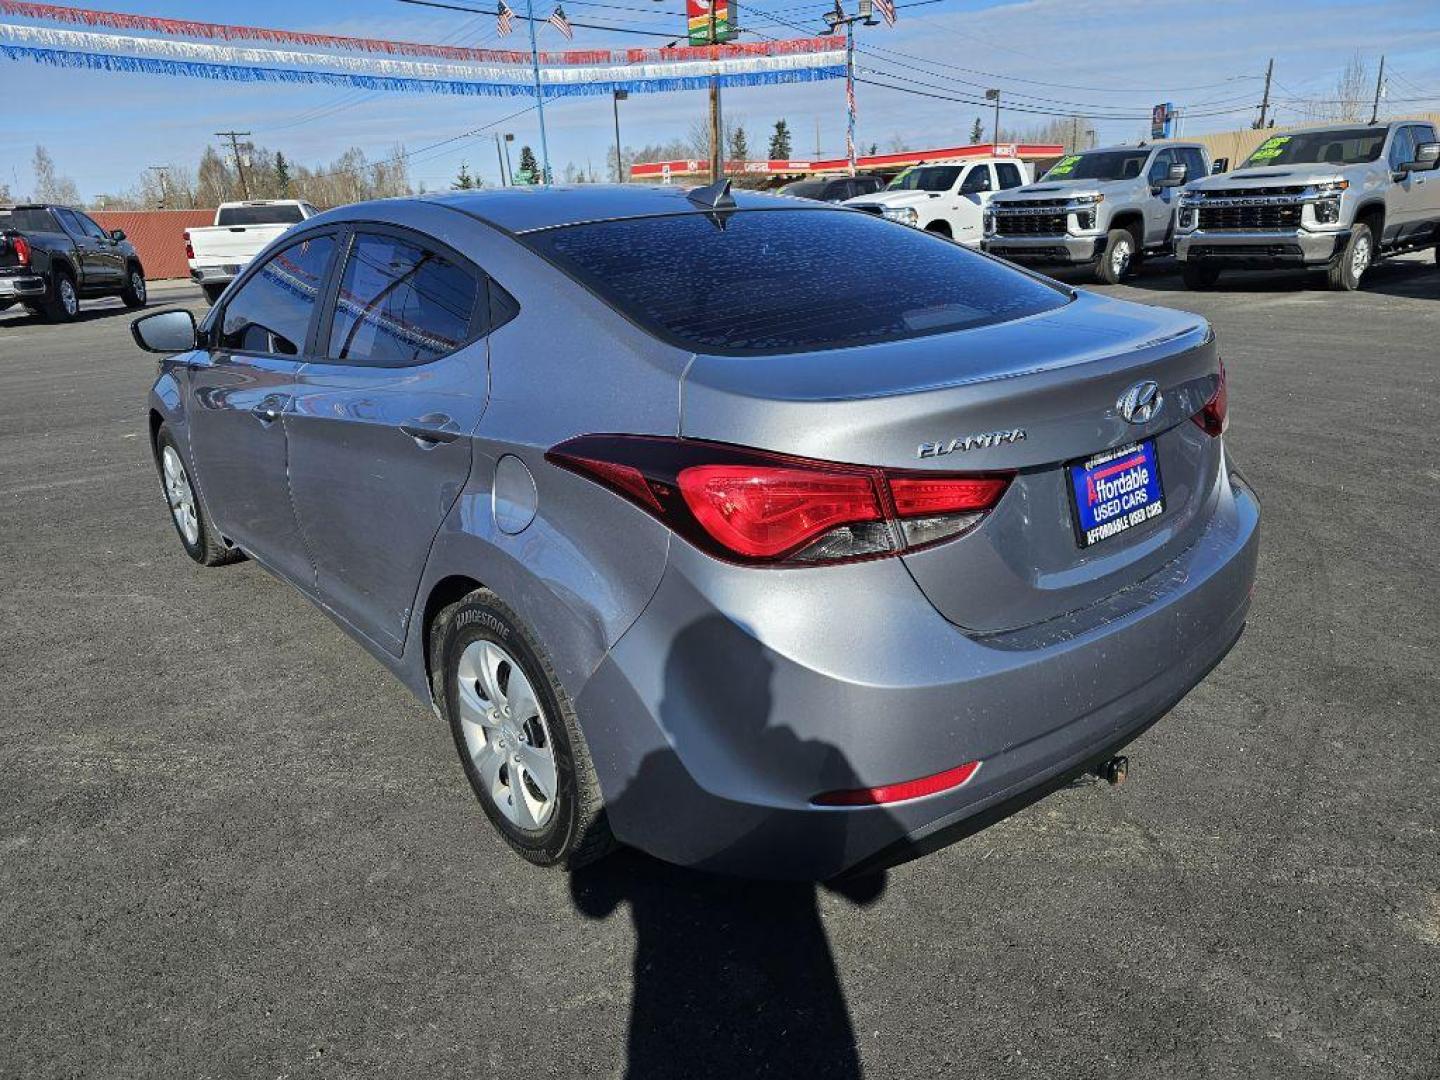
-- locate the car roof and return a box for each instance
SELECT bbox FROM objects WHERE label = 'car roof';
[1259,122,1393,135]
[423,184,833,235]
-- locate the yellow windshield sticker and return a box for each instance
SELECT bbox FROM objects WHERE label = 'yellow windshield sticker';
[1048,154,1081,177]
[1247,135,1292,162]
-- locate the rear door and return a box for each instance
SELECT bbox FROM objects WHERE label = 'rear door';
[285,225,493,655]
[186,231,340,586]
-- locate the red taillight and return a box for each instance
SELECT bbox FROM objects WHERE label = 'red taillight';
[13,236,30,266]
[546,435,1012,567]
[183,230,195,261]
[812,760,981,806]
[1192,359,1228,438]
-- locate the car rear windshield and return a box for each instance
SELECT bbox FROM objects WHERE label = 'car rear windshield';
[523,209,1070,355]
[0,208,58,232]
[1042,150,1150,181]
[1241,128,1386,167]
[216,204,305,226]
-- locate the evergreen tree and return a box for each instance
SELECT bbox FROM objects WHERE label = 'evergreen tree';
[768,119,792,160]
[275,152,291,196]
[518,146,540,183]
[970,117,984,143]
[452,161,475,190]
[867,142,878,156]
[728,125,750,162]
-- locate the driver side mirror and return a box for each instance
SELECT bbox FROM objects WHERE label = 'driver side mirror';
[131,309,198,354]
[1212,158,1228,174]
[1400,142,1440,173]
[1161,163,1188,187]
[109,228,126,242]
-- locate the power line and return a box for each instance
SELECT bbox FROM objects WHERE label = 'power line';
[396,0,685,38]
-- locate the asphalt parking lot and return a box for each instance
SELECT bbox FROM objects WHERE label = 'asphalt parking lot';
[2,258,1438,1080]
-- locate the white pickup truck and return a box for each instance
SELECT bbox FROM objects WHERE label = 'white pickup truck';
[186,199,319,303]
[844,157,1035,245]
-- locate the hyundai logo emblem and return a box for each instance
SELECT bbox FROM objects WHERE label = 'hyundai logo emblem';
[1118,380,1162,424]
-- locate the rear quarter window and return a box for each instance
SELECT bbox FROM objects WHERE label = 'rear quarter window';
[523,209,1070,356]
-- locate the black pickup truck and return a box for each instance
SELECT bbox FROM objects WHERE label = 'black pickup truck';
[0,204,147,322]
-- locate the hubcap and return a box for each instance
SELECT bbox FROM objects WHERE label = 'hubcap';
[161,446,200,545]
[132,273,146,301]
[60,280,77,315]
[1351,236,1371,279]
[1112,240,1132,276]
[455,640,558,832]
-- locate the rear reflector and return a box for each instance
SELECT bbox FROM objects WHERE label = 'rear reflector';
[1191,359,1228,438]
[183,231,195,261]
[546,435,1012,567]
[13,235,31,266]
[812,760,981,806]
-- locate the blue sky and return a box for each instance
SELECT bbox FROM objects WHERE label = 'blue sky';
[3,0,1439,199]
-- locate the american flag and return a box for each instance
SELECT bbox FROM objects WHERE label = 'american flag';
[873,0,896,27]
[547,5,574,38]
[496,1,514,36]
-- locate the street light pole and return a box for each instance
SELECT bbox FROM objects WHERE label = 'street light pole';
[612,89,628,182]
[985,88,1000,145]
[524,0,552,184]
[503,134,515,186]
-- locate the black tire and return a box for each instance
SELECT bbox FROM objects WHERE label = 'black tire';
[432,588,614,870]
[202,283,226,306]
[1327,222,1374,291]
[1182,263,1222,289]
[40,270,79,322]
[1094,228,1137,284]
[154,424,242,567]
[120,264,147,309]
[924,221,953,239]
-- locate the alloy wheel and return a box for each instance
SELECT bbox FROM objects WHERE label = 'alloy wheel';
[1112,239,1133,278]
[60,278,78,316]
[131,272,146,303]
[1350,235,1371,280]
[161,445,200,545]
[455,640,558,831]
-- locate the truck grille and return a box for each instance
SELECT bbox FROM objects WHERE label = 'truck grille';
[993,212,1068,236]
[1198,204,1302,231]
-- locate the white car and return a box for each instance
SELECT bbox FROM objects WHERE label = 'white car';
[186,200,319,304]
[845,158,1033,246]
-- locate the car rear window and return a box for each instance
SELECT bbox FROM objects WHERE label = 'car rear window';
[216,204,305,226]
[0,208,58,232]
[523,209,1069,356]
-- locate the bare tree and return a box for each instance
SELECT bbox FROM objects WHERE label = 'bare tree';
[33,145,81,205]
[1306,52,1370,122]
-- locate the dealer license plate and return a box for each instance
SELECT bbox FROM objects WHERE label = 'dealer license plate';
[1069,441,1165,548]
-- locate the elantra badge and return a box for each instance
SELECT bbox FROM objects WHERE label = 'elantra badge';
[918,429,1026,458]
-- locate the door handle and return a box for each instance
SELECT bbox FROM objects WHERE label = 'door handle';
[401,413,462,445]
[251,394,290,426]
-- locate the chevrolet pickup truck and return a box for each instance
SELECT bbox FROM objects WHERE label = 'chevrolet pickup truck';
[982,142,1210,283]
[1175,121,1440,290]
[844,157,1033,246]
[187,199,319,303]
[0,203,146,322]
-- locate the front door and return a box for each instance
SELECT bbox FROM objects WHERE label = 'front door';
[955,164,995,243]
[1144,149,1178,246]
[73,211,126,285]
[186,232,339,586]
[286,227,491,655]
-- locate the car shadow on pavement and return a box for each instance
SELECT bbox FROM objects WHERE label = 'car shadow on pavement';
[0,305,147,326]
[1097,258,1439,298]
[569,616,894,1080]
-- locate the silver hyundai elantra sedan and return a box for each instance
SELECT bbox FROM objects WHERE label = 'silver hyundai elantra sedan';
[134,183,1259,879]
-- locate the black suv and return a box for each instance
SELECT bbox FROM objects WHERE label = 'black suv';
[0,204,147,322]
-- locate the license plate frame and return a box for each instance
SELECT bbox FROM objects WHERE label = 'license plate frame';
[1067,440,1165,549]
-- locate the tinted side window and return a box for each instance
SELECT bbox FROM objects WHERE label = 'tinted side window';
[995,163,1024,189]
[1182,148,1208,182]
[1388,127,1416,170]
[1147,149,1174,186]
[220,234,336,356]
[960,166,993,194]
[326,232,479,367]
[76,213,109,240]
[54,209,87,240]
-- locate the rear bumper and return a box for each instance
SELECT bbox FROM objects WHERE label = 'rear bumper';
[189,264,241,285]
[0,274,47,298]
[1175,228,1348,266]
[577,462,1261,879]
[982,234,1105,265]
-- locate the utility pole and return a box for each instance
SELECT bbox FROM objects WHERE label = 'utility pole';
[147,165,169,209]
[524,0,552,184]
[823,0,875,176]
[985,89,1001,145]
[612,89,628,182]
[494,134,508,186]
[503,133,515,186]
[1370,54,1386,124]
[1253,58,1274,129]
[707,1,723,182]
[216,131,251,199]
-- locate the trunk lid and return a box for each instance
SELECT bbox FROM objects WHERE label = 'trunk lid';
[679,291,1222,633]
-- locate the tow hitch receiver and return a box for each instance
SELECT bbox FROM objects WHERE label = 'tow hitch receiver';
[1092,755,1129,786]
